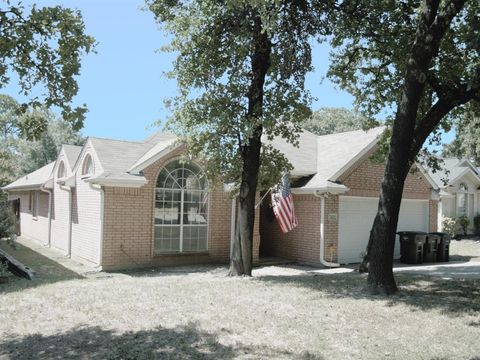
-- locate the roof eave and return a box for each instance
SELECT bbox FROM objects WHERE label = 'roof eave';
[2,183,45,191]
[291,185,349,195]
[86,177,149,188]
[128,142,182,174]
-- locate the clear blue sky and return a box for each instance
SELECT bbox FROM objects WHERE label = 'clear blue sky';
[5,0,453,146]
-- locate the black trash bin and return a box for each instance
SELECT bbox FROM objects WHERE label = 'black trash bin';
[397,231,427,264]
[424,233,440,262]
[430,232,450,262]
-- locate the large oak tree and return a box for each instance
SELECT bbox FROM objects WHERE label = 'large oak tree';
[0,2,95,135]
[148,0,331,275]
[329,0,480,293]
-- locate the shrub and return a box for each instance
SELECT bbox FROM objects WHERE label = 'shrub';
[457,215,470,236]
[0,260,9,278]
[0,200,16,241]
[442,217,457,238]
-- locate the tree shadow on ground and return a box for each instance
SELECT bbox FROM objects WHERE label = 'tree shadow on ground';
[449,254,476,262]
[255,271,480,317]
[0,240,83,295]
[119,264,229,279]
[0,322,323,360]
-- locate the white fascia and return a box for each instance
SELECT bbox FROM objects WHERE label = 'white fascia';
[86,177,148,188]
[128,142,182,175]
[291,185,349,195]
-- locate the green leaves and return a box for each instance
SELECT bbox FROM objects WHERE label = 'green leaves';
[0,94,84,187]
[149,0,328,190]
[0,2,95,131]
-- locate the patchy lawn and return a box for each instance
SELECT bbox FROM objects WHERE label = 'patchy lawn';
[0,240,480,359]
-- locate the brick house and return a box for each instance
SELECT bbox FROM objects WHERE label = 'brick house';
[3,127,439,269]
[426,158,480,234]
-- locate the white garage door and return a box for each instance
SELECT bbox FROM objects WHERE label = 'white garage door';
[338,196,429,264]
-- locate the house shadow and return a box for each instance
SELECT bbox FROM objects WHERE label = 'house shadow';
[0,323,323,360]
[255,270,480,317]
[119,264,230,278]
[0,240,83,295]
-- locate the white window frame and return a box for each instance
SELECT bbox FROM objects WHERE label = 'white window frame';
[32,191,39,220]
[82,154,94,177]
[154,160,209,254]
[57,161,66,179]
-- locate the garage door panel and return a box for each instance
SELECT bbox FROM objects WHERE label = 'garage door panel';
[338,197,429,264]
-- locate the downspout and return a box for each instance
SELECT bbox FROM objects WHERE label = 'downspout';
[230,197,236,257]
[68,188,73,258]
[59,183,73,257]
[89,183,104,269]
[40,185,52,247]
[315,190,340,268]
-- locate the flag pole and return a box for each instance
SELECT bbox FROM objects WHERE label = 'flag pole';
[254,188,272,209]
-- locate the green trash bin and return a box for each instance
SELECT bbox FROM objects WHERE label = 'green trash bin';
[424,233,440,262]
[430,232,450,262]
[397,231,427,264]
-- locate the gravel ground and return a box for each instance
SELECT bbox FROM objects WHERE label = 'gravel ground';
[0,238,480,359]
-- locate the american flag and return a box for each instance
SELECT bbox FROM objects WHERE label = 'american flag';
[271,174,298,233]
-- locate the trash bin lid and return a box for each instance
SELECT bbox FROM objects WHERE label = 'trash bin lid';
[396,231,427,235]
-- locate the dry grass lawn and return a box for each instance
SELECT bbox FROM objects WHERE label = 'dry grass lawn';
[1,239,480,359]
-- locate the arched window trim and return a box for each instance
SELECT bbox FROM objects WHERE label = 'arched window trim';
[82,154,94,177]
[457,182,469,216]
[153,157,210,255]
[459,182,469,192]
[57,161,66,179]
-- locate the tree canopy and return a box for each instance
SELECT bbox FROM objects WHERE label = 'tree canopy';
[302,107,374,136]
[328,0,479,294]
[329,0,479,157]
[149,0,331,275]
[0,2,95,135]
[0,94,84,189]
[442,103,480,164]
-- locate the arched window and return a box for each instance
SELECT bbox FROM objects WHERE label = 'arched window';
[82,154,94,176]
[57,161,66,178]
[154,160,208,253]
[457,183,468,215]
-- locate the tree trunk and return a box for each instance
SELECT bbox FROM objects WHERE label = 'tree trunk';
[229,134,262,276]
[229,15,271,276]
[360,0,467,294]
[364,123,413,294]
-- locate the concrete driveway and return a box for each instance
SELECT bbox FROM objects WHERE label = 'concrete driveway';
[393,260,480,279]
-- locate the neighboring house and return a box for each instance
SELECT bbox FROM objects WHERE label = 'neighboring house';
[3,127,439,269]
[427,158,480,233]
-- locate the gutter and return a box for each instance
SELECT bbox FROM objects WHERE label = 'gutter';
[314,190,340,268]
[39,184,53,247]
[85,176,148,188]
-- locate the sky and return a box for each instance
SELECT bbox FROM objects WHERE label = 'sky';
[4,0,454,146]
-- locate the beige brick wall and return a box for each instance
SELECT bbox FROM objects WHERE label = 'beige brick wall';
[261,194,320,264]
[260,153,436,264]
[101,147,256,270]
[340,156,431,199]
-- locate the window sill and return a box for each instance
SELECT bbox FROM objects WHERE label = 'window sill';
[154,251,209,257]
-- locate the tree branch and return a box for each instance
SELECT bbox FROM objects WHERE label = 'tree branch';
[409,86,480,162]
